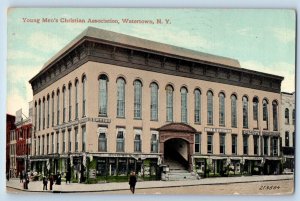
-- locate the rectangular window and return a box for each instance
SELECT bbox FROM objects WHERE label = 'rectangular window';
[62,130,66,153]
[194,90,201,124]
[207,133,213,154]
[134,81,142,119]
[38,137,40,155]
[253,135,259,155]
[263,136,269,155]
[231,134,237,155]
[63,89,66,123]
[134,134,142,152]
[150,83,158,121]
[47,99,50,128]
[195,133,201,153]
[219,133,225,154]
[39,103,41,130]
[51,133,54,154]
[75,127,78,152]
[43,101,45,129]
[150,132,158,153]
[285,132,289,147]
[116,129,125,152]
[75,82,79,119]
[69,87,72,121]
[98,128,107,152]
[82,126,86,152]
[207,92,213,125]
[52,96,54,126]
[68,130,72,152]
[272,137,278,156]
[56,132,59,153]
[46,135,49,154]
[57,92,60,125]
[42,136,45,155]
[243,135,248,155]
[253,102,258,121]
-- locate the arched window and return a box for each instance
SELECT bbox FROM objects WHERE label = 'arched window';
[231,95,237,128]
[134,80,142,119]
[75,80,79,119]
[253,97,259,121]
[34,101,37,130]
[68,84,72,121]
[285,108,289,124]
[62,86,66,123]
[99,74,108,116]
[38,99,41,130]
[194,89,201,124]
[116,129,124,152]
[242,96,248,128]
[181,87,188,123]
[263,99,268,121]
[219,92,225,126]
[51,92,55,126]
[166,85,174,122]
[207,91,213,125]
[47,95,50,128]
[42,98,45,129]
[56,90,60,125]
[82,76,87,117]
[150,82,158,121]
[272,101,278,131]
[98,132,107,152]
[117,78,125,117]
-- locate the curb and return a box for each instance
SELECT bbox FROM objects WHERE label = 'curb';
[6,177,293,193]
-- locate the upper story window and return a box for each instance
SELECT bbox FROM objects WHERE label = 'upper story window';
[195,133,201,153]
[219,92,225,126]
[75,79,79,119]
[34,101,37,130]
[272,101,278,131]
[82,75,87,117]
[51,92,55,126]
[231,95,237,128]
[42,98,45,129]
[116,128,125,152]
[62,86,66,123]
[134,80,142,119]
[285,108,289,124]
[263,99,268,122]
[194,89,201,124]
[181,87,188,123]
[242,96,248,128]
[253,97,259,121]
[47,95,50,128]
[99,74,108,116]
[98,127,107,152]
[56,89,60,125]
[150,82,158,121]
[292,109,295,125]
[117,78,125,118]
[68,83,72,121]
[82,126,86,152]
[207,91,213,125]
[38,99,41,130]
[150,131,158,153]
[166,85,174,122]
[134,129,142,152]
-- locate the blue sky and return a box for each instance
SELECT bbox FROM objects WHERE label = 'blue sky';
[7,8,295,116]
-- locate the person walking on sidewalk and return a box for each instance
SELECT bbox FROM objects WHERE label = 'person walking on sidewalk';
[49,175,54,190]
[129,171,137,194]
[43,176,48,190]
[19,172,23,183]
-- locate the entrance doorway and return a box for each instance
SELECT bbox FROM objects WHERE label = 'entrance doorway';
[164,138,189,170]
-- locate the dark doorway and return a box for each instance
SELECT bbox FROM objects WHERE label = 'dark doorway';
[164,138,189,170]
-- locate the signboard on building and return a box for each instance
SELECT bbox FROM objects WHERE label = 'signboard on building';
[204,127,232,133]
[262,131,280,136]
[242,130,260,135]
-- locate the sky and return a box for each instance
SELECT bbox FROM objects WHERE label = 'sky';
[6,8,296,117]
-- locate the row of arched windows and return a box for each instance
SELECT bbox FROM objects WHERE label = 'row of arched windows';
[34,73,279,131]
[285,108,296,125]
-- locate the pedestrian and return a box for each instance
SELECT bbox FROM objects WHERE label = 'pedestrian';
[56,173,61,185]
[66,171,71,184]
[128,171,137,194]
[19,172,23,183]
[23,173,29,190]
[43,176,48,190]
[49,175,54,190]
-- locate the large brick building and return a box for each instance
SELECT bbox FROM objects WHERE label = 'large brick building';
[29,27,284,181]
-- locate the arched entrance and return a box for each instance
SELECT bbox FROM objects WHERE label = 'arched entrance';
[158,123,196,171]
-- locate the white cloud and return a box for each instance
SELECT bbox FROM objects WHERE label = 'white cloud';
[240,60,295,93]
[28,32,66,53]
[272,28,295,44]
[7,49,46,63]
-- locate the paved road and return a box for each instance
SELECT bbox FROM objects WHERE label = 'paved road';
[7,179,293,195]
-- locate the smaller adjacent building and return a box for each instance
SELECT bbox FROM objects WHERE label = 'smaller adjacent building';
[9,103,33,178]
[281,92,295,173]
[6,114,15,178]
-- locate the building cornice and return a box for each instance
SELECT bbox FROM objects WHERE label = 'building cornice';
[29,31,284,95]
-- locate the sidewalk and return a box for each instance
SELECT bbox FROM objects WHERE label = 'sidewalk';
[6,174,293,193]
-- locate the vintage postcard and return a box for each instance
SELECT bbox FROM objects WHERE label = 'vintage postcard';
[6,8,295,195]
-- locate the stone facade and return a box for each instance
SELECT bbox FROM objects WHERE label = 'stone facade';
[28,27,284,180]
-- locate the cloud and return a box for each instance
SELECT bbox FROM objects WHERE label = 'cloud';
[240,60,295,93]
[27,31,66,53]
[272,28,295,44]
[7,49,46,63]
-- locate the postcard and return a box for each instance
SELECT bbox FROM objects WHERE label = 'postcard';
[6,8,295,195]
